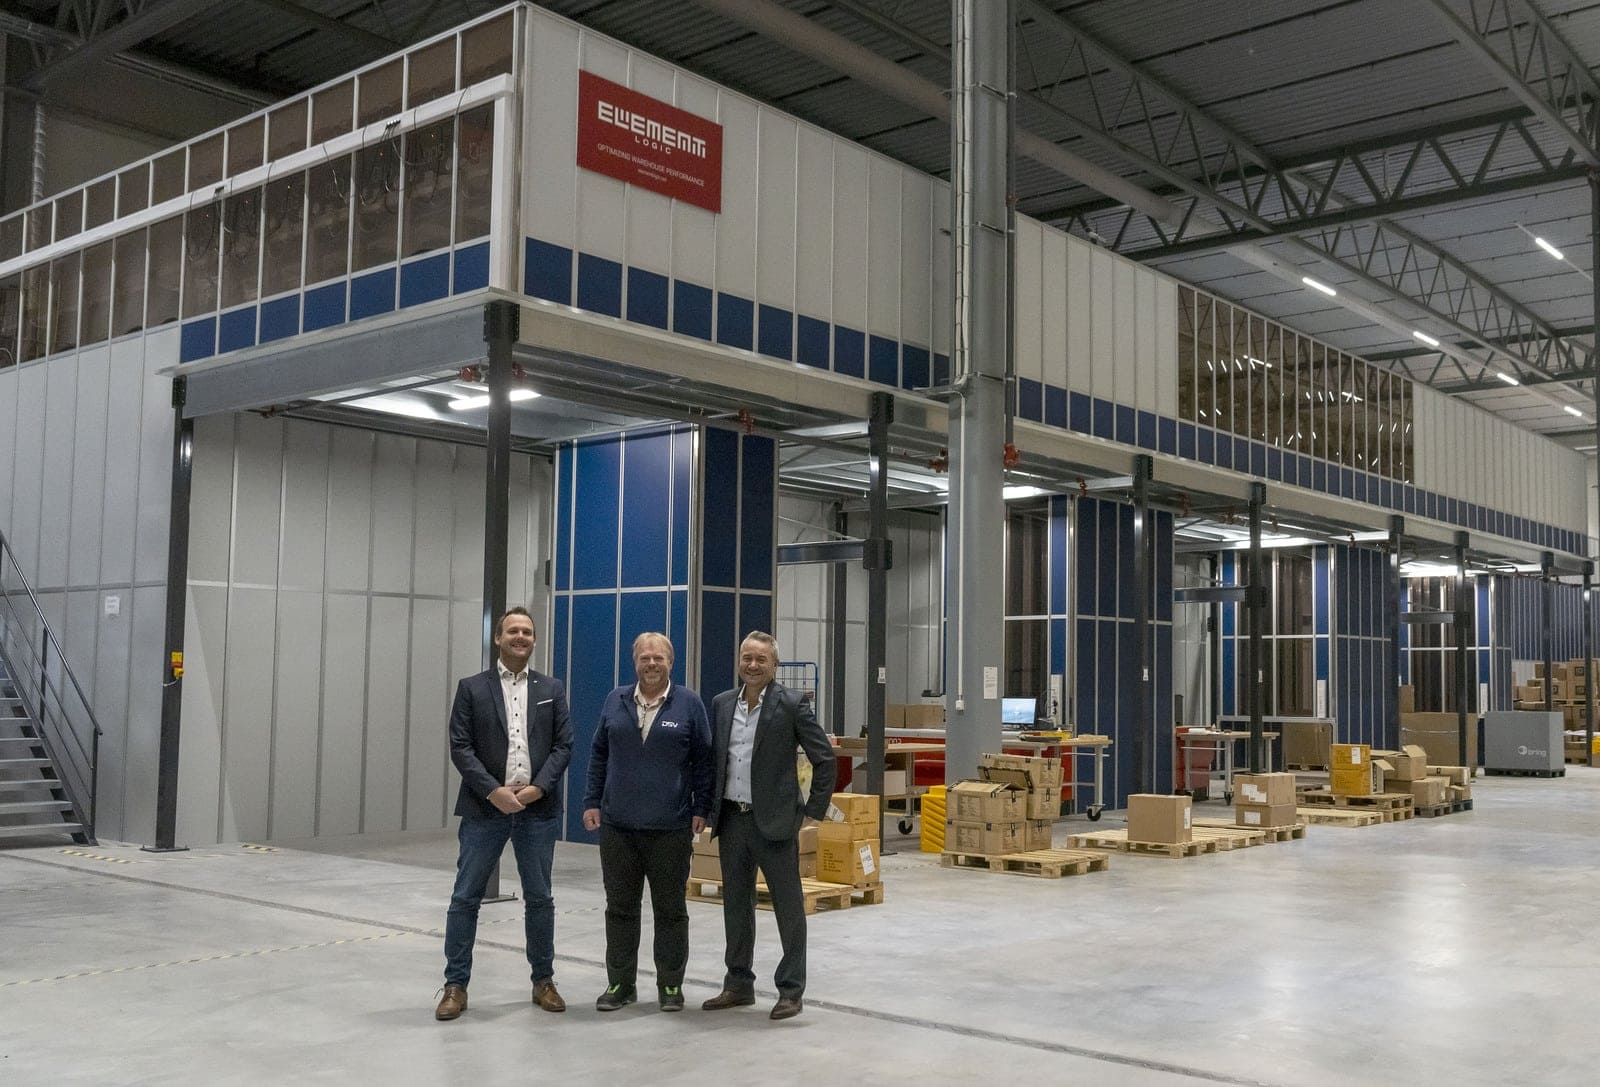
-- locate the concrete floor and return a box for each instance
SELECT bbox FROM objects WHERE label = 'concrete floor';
[4,771,1598,1086]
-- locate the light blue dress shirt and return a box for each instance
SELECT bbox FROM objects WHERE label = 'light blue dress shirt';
[724,685,766,804]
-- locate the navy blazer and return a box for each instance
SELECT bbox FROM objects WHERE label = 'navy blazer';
[449,666,573,820]
[708,680,836,841]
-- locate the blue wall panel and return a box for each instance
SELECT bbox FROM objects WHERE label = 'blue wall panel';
[699,589,737,697]
[701,428,739,588]
[576,253,622,317]
[627,267,670,330]
[618,591,669,679]
[218,306,257,353]
[453,241,490,293]
[758,304,793,361]
[673,281,713,341]
[796,315,830,369]
[565,593,619,843]
[525,238,573,304]
[349,267,396,320]
[572,437,622,590]
[740,436,775,591]
[716,293,753,350]
[400,253,450,308]
[303,282,346,331]
[259,296,300,343]
[620,431,672,588]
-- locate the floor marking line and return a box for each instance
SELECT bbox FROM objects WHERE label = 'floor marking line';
[0,932,408,988]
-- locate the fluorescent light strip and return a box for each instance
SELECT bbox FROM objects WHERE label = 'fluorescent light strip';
[1564,405,1585,418]
[1412,330,1440,347]
[1301,276,1337,297]
[449,388,542,410]
[1496,372,1519,386]
[1534,236,1564,260]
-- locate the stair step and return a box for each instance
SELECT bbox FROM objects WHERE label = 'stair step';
[0,736,44,747]
[0,799,75,816]
[0,778,62,792]
[0,821,83,839]
[0,758,53,770]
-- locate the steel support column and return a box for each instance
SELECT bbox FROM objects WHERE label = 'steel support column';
[1584,562,1595,767]
[943,0,1009,784]
[1388,516,1405,749]
[146,378,193,853]
[830,502,848,737]
[1542,551,1555,715]
[1131,454,1153,793]
[481,301,517,663]
[864,392,893,844]
[1455,533,1472,767]
[1207,553,1222,730]
[1245,483,1266,773]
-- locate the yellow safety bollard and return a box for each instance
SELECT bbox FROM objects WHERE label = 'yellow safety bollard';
[919,785,946,852]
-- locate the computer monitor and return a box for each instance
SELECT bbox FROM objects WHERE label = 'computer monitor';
[1000,697,1038,726]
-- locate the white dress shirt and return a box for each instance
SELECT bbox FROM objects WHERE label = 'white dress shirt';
[724,685,765,805]
[499,661,532,788]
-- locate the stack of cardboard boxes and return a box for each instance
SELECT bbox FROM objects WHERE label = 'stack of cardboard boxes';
[942,753,1061,856]
[1513,659,1599,763]
[1127,794,1192,844]
[1233,773,1297,828]
[1371,743,1459,809]
[691,823,822,883]
[816,793,882,887]
[1330,743,1382,797]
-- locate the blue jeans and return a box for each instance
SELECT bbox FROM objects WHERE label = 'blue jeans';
[443,810,559,987]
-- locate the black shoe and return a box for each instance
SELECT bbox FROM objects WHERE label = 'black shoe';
[770,996,803,1021]
[595,984,637,1012]
[701,989,756,1011]
[659,985,684,1012]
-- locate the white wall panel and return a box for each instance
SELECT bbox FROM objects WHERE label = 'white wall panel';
[714,94,760,294]
[794,126,834,324]
[269,589,323,840]
[413,442,455,598]
[1066,235,1092,391]
[574,35,628,266]
[1015,218,1043,386]
[900,171,933,353]
[1154,278,1178,418]
[1113,261,1137,408]
[524,18,580,251]
[10,365,46,574]
[232,415,285,587]
[669,74,721,291]
[622,55,678,277]
[318,593,370,837]
[1041,230,1067,390]
[405,598,451,829]
[0,369,14,529]
[68,350,110,586]
[362,594,410,833]
[831,144,869,333]
[123,582,166,844]
[100,338,147,586]
[132,336,175,584]
[280,422,331,593]
[38,358,77,587]
[220,585,276,841]
[867,157,901,340]
[931,180,952,357]
[1090,247,1115,401]
[756,110,798,312]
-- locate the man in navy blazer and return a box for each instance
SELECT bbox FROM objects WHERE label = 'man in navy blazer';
[700,631,835,1021]
[435,606,573,1022]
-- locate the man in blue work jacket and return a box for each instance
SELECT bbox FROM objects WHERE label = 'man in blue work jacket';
[582,631,713,1013]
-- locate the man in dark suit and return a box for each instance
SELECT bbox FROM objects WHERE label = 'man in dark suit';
[435,606,573,1022]
[701,630,836,1021]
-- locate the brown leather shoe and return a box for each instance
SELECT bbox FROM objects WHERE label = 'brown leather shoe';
[532,978,566,1012]
[701,989,756,1011]
[435,984,467,1021]
[769,996,803,1021]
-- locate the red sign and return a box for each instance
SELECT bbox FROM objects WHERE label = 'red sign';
[577,70,723,213]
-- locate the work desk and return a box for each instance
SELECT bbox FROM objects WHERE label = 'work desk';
[1175,729,1280,802]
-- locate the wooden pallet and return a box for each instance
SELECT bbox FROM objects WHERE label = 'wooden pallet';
[1299,790,1415,820]
[1191,825,1268,850]
[686,876,883,914]
[1415,798,1475,818]
[1484,767,1565,778]
[1296,806,1383,828]
[1285,762,1329,772]
[1193,817,1307,842]
[940,847,1110,878]
[1065,829,1217,858]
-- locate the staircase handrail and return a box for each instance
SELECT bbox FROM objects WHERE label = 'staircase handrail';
[0,527,104,837]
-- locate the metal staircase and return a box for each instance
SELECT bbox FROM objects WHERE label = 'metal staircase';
[0,529,100,845]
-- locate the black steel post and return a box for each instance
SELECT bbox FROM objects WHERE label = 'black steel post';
[1542,551,1555,716]
[1207,553,1221,728]
[146,378,193,853]
[1131,454,1153,792]
[1246,482,1267,773]
[481,301,517,664]
[1388,515,1404,749]
[830,501,848,737]
[1585,562,1595,767]
[1454,533,1471,768]
[864,392,893,846]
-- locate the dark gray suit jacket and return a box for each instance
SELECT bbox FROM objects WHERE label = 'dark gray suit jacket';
[449,666,573,820]
[708,680,836,841]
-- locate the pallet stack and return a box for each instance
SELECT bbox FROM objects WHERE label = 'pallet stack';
[1232,773,1305,839]
[1298,743,1417,824]
[940,754,1110,878]
[1514,659,1600,764]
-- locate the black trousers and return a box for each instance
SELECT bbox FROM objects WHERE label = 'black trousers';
[598,823,693,989]
[715,802,806,1000]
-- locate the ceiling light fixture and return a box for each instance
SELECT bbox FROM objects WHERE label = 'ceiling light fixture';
[1534,236,1564,261]
[1496,372,1519,386]
[1564,405,1585,418]
[1412,330,1440,347]
[1301,276,1337,297]
[448,388,542,411]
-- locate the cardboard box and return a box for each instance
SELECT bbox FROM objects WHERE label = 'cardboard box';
[827,792,880,830]
[883,769,907,797]
[944,820,1024,855]
[1026,786,1061,820]
[948,780,1026,823]
[902,703,945,729]
[817,834,880,885]
[1382,747,1428,782]
[1235,802,1297,829]
[690,853,721,880]
[1331,764,1375,797]
[1235,773,1296,806]
[1427,765,1470,785]
[797,825,818,854]
[798,853,817,879]
[692,830,719,856]
[1401,712,1478,767]
[1330,743,1370,771]
[1024,820,1054,851]
[1281,719,1333,768]
[1410,776,1447,807]
[1127,794,1192,844]
[1398,685,1416,714]
[979,753,1062,789]
[882,704,907,729]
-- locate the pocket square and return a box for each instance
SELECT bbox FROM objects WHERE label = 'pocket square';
[536,698,553,706]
